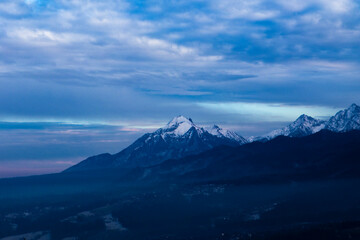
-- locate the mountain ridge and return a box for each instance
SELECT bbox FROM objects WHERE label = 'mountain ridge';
[65,116,247,172]
[137,129,360,183]
[66,103,360,173]
[249,103,360,142]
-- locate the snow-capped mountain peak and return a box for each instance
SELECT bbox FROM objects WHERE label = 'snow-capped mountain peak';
[291,114,325,130]
[294,114,315,123]
[251,113,326,142]
[325,103,360,132]
[165,115,194,129]
[66,116,248,171]
[208,125,248,144]
[349,103,360,111]
[249,103,360,142]
[158,115,203,137]
[208,125,223,136]
[158,116,247,144]
[164,115,194,135]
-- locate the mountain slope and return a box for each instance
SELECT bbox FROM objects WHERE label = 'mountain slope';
[142,130,360,183]
[65,116,247,172]
[251,114,326,142]
[250,103,360,142]
[325,103,360,132]
[207,125,248,144]
[66,104,360,173]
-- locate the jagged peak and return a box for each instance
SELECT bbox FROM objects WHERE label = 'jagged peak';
[325,103,360,132]
[333,103,360,116]
[160,117,247,143]
[250,103,360,142]
[166,115,193,127]
[207,124,247,143]
[208,124,227,133]
[294,114,316,122]
[347,103,360,112]
[207,125,224,136]
[298,114,311,119]
[329,103,360,121]
[159,115,201,137]
[291,114,325,129]
[211,124,221,129]
[255,113,325,142]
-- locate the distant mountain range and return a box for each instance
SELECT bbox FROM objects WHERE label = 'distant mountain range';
[138,130,360,183]
[65,103,360,173]
[249,103,360,142]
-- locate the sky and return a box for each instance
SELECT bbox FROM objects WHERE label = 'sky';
[0,0,359,177]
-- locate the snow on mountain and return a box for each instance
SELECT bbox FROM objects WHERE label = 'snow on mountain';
[162,116,196,136]
[249,103,360,142]
[156,116,205,138]
[250,114,326,142]
[152,116,245,145]
[65,105,360,172]
[65,116,247,172]
[207,125,248,144]
[325,103,360,132]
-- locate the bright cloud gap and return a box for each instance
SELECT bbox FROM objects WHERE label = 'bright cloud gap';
[197,102,342,122]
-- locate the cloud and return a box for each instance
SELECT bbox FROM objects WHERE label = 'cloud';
[211,0,280,20]
[0,0,360,177]
[7,28,94,45]
[319,0,354,14]
[0,2,27,15]
[275,0,355,13]
[197,102,341,121]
